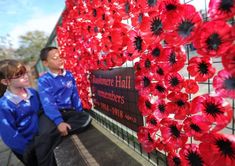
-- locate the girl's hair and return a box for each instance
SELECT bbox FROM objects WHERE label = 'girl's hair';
[0,59,27,97]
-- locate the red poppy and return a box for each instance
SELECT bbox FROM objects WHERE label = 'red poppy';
[139,54,156,73]
[127,29,148,57]
[160,118,188,150]
[179,144,205,166]
[166,92,190,120]
[147,42,164,62]
[187,56,216,82]
[137,126,157,153]
[183,115,210,140]
[222,46,235,76]
[134,62,143,76]
[209,0,235,20]
[165,72,184,92]
[158,0,183,22]
[154,99,169,119]
[135,74,152,95]
[137,95,156,116]
[106,52,127,67]
[167,152,184,166]
[139,11,165,42]
[183,79,199,94]
[162,46,186,72]
[136,0,159,12]
[156,138,172,152]
[146,113,160,131]
[164,4,203,46]
[150,81,168,98]
[213,69,235,99]
[190,94,233,132]
[199,133,235,166]
[193,20,233,57]
[151,63,169,81]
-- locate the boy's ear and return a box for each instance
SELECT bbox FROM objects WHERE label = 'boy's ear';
[0,79,9,86]
[42,60,48,67]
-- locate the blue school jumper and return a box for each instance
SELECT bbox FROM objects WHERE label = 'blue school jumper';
[0,88,40,155]
[38,70,83,126]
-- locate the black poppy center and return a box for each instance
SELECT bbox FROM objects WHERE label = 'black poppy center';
[87,26,91,32]
[94,26,98,33]
[136,63,141,71]
[125,2,130,14]
[150,118,157,125]
[145,59,151,68]
[173,157,181,166]
[216,138,235,157]
[186,150,204,166]
[148,133,153,142]
[128,53,133,57]
[102,14,105,20]
[166,4,177,10]
[177,20,194,38]
[145,101,152,109]
[205,102,223,118]
[206,33,222,51]
[134,36,143,51]
[143,76,151,87]
[93,9,97,17]
[151,17,163,36]
[170,125,180,137]
[156,67,164,75]
[198,62,209,74]
[158,104,165,113]
[138,13,143,24]
[170,77,179,86]
[156,84,165,93]
[169,52,176,65]
[176,99,185,107]
[148,0,157,7]
[224,77,235,90]
[108,35,112,42]
[151,47,161,57]
[219,0,234,12]
[190,124,201,132]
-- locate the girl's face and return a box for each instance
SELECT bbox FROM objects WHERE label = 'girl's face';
[8,72,30,88]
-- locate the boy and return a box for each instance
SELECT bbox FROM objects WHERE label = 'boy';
[37,47,91,164]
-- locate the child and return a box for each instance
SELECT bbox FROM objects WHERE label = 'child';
[0,59,61,166]
[38,47,91,138]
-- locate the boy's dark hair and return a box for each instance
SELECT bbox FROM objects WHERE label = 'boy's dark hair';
[40,46,58,61]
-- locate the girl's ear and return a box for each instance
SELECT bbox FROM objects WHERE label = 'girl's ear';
[0,79,9,86]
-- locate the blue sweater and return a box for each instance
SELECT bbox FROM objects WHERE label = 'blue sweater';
[38,70,83,126]
[0,88,40,155]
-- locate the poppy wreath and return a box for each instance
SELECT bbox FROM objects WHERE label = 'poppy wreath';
[57,0,235,165]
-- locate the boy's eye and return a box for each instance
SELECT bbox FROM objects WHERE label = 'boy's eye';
[52,56,61,60]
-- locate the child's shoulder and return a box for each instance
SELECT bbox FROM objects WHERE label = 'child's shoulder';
[27,88,38,95]
[38,72,52,83]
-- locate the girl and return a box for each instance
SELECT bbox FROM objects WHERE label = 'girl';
[0,59,61,166]
[0,59,39,165]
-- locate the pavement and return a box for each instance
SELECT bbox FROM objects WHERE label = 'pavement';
[0,139,24,166]
[0,120,154,166]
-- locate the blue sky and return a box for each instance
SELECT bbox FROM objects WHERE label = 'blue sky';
[0,0,65,48]
[0,0,208,48]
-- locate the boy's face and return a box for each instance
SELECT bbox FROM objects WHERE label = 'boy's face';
[43,49,64,71]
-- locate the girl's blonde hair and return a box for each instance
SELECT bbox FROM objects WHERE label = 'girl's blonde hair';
[0,59,27,97]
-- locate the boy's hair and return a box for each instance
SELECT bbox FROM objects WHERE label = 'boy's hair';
[0,59,27,97]
[40,46,58,61]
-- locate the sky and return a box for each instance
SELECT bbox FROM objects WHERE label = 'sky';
[0,0,209,49]
[0,0,65,48]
